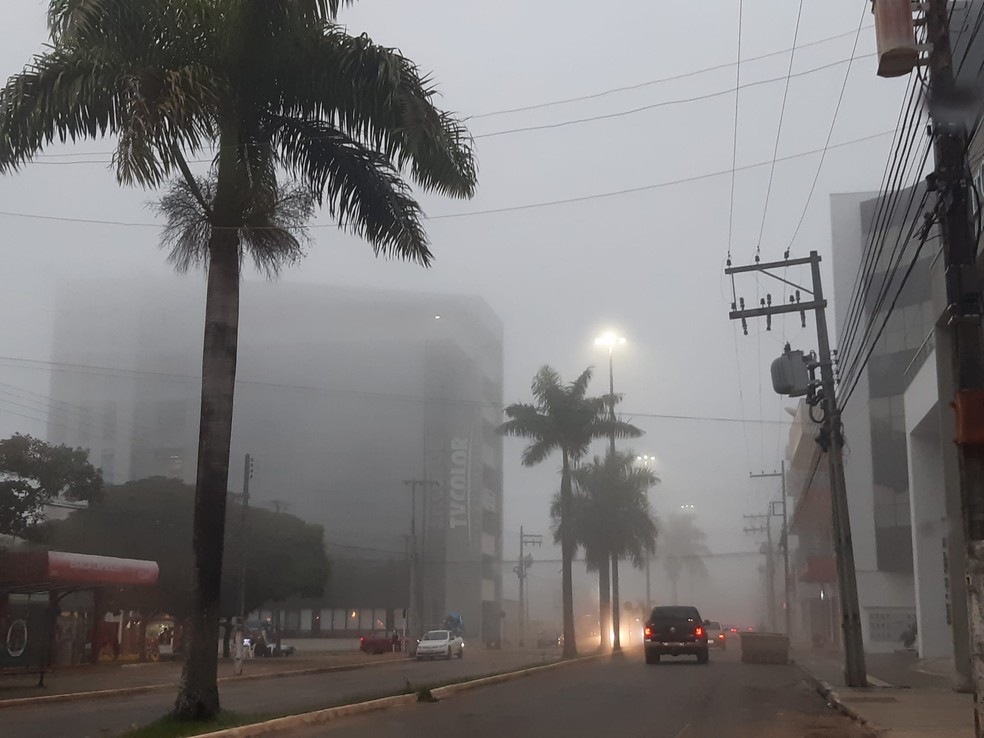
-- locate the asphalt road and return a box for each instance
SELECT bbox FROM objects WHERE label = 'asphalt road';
[293,648,871,738]
[3,649,560,738]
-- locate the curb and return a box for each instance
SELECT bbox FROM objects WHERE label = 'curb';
[192,652,610,738]
[0,656,405,710]
[797,663,868,725]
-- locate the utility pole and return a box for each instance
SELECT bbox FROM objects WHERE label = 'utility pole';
[514,526,543,647]
[751,462,792,636]
[743,513,776,632]
[924,0,984,722]
[727,251,867,686]
[234,453,253,676]
[404,478,439,641]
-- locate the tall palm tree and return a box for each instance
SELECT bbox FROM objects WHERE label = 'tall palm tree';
[500,366,641,657]
[0,0,476,720]
[553,450,657,651]
[659,513,710,604]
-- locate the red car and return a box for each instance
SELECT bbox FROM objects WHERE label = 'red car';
[359,631,402,655]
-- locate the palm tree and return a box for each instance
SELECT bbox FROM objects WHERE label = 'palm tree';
[553,450,657,652]
[500,366,641,657]
[0,1,475,720]
[658,513,710,604]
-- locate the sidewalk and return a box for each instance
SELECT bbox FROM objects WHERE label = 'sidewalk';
[795,647,974,737]
[0,650,405,703]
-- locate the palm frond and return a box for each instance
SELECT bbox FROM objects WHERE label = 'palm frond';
[153,174,314,276]
[570,367,594,400]
[0,46,124,172]
[279,27,477,198]
[530,366,563,407]
[272,116,431,265]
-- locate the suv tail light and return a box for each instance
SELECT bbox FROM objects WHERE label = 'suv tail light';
[644,626,653,638]
[694,626,704,637]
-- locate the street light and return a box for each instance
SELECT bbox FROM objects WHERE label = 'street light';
[595,331,626,651]
[634,453,662,612]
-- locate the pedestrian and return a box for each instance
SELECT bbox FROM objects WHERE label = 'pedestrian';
[391,631,401,652]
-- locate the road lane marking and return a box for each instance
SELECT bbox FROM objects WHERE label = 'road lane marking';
[866,675,892,687]
[674,724,691,737]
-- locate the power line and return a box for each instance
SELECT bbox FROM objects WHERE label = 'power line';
[835,74,925,359]
[471,54,877,141]
[467,25,875,120]
[839,212,937,409]
[726,0,745,262]
[0,354,792,426]
[0,129,898,229]
[787,1,870,253]
[837,89,933,381]
[755,0,805,258]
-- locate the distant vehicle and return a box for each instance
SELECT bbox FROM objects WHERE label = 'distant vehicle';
[535,632,562,648]
[442,613,465,637]
[359,631,401,655]
[705,620,727,650]
[415,629,464,660]
[643,605,709,665]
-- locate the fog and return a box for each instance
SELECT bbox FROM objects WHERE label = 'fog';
[0,0,912,635]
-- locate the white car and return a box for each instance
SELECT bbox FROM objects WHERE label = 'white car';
[415,629,464,660]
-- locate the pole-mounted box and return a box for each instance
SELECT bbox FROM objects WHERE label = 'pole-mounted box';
[771,349,810,397]
[872,0,920,77]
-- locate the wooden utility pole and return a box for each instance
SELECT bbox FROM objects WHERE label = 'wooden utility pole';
[924,1,984,729]
[727,251,867,686]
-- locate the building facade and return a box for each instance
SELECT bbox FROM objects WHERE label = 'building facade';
[46,278,504,643]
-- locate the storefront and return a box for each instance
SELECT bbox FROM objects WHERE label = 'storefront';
[0,549,159,670]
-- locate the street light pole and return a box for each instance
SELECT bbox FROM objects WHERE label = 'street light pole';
[595,331,626,651]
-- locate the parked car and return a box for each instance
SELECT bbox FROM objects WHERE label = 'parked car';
[643,605,709,665]
[359,631,401,655]
[705,620,727,650]
[415,629,464,660]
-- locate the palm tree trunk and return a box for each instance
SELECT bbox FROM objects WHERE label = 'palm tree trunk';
[174,227,241,720]
[611,555,621,651]
[670,576,678,605]
[598,551,611,652]
[560,450,577,658]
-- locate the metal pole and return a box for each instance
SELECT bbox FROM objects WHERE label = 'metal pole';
[765,513,776,632]
[234,453,251,676]
[518,525,526,647]
[608,348,622,652]
[781,460,792,637]
[812,252,867,687]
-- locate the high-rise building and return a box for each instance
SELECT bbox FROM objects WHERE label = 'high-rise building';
[47,278,504,643]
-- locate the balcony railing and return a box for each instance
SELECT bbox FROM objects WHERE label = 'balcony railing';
[903,329,935,389]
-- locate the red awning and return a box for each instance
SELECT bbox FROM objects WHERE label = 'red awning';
[0,550,159,590]
[799,555,837,584]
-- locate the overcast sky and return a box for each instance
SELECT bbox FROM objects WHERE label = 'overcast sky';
[0,1,912,622]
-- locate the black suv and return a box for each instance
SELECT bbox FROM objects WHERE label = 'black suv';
[643,605,709,664]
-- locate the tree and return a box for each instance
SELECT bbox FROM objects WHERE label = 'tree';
[552,450,657,651]
[37,476,330,655]
[658,513,709,605]
[0,434,102,537]
[500,366,641,657]
[0,1,475,719]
